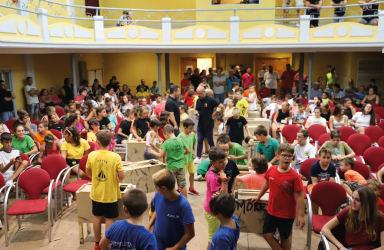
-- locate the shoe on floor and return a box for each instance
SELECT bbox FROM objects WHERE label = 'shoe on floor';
[188,187,200,196]
[194,174,203,181]
[194,157,201,164]
[94,243,100,250]
[66,194,73,206]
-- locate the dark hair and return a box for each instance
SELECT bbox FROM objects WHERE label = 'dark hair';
[105,106,111,114]
[96,130,111,147]
[184,72,189,76]
[26,76,32,81]
[298,129,309,138]
[330,129,341,139]
[188,91,194,97]
[180,105,188,114]
[332,104,343,117]
[64,126,80,146]
[235,89,243,94]
[48,113,57,125]
[64,78,70,85]
[208,147,226,162]
[368,86,377,94]
[13,124,25,135]
[323,92,329,98]
[89,118,99,130]
[183,118,194,128]
[277,143,294,154]
[64,113,78,128]
[254,125,268,136]
[125,109,132,118]
[39,88,47,96]
[159,111,170,127]
[360,104,376,126]
[342,158,355,168]
[123,189,147,217]
[79,87,87,94]
[334,83,340,90]
[84,100,94,115]
[319,147,332,157]
[228,90,234,95]
[96,106,106,116]
[251,154,268,174]
[150,119,161,128]
[293,97,300,104]
[370,78,376,84]
[216,133,230,144]
[105,97,112,103]
[209,194,236,218]
[38,121,48,127]
[1,132,12,142]
[216,116,224,123]
[298,103,304,108]
[169,85,180,94]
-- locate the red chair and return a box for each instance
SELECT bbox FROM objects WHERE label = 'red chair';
[347,134,371,163]
[300,158,319,197]
[375,107,384,122]
[378,137,384,148]
[300,98,308,106]
[55,108,65,118]
[328,102,335,108]
[4,168,54,246]
[88,141,95,152]
[375,113,381,124]
[20,153,31,166]
[379,183,384,201]
[307,182,347,250]
[116,116,123,124]
[49,129,62,140]
[363,147,384,177]
[371,103,380,109]
[32,120,40,126]
[4,119,16,132]
[308,124,327,146]
[356,107,362,112]
[378,121,384,132]
[0,173,5,201]
[318,133,330,147]
[114,122,121,134]
[365,126,384,145]
[59,120,64,125]
[338,126,356,142]
[337,161,370,180]
[281,124,300,144]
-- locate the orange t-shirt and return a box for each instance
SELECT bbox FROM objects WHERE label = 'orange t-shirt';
[345,170,367,185]
[243,89,250,98]
[34,130,54,146]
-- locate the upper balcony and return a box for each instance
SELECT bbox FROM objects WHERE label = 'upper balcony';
[0,0,383,53]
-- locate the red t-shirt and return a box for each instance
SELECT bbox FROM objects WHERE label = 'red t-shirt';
[242,73,254,89]
[154,102,166,119]
[378,197,384,214]
[337,207,384,250]
[181,79,190,94]
[184,91,196,107]
[265,165,303,219]
[259,88,271,99]
[281,70,297,88]
[74,95,84,109]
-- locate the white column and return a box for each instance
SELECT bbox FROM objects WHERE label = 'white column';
[37,8,50,42]
[162,17,172,43]
[16,0,29,18]
[376,10,384,40]
[67,0,76,25]
[93,16,105,42]
[230,16,240,43]
[22,55,35,87]
[299,15,310,42]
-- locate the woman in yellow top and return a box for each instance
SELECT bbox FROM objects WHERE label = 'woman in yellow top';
[326,66,339,89]
[135,86,150,101]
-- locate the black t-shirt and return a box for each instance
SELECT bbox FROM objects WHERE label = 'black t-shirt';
[136,85,149,93]
[106,83,120,92]
[362,4,378,21]
[63,84,74,101]
[165,96,180,127]
[133,117,150,139]
[48,122,63,132]
[119,119,132,136]
[119,90,132,97]
[321,112,331,121]
[333,0,346,16]
[226,116,248,142]
[308,161,336,185]
[98,117,111,130]
[0,89,13,112]
[195,96,221,129]
[234,71,242,81]
[224,159,240,194]
[343,108,353,120]
[188,74,201,90]
[306,0,320,15]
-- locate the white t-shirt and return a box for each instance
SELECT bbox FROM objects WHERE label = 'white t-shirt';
[294,143,316,165]
[104,93,116,103]
[218,123,225,134]
[308,104,316,115]
[24,85,39,105]
[213,75,226,94]
[288,99,293,107]
[151,101,159,109]
[351,112,374,128]
[249,92,257,111]
[0,148,20,180]
[266,103,277,114]
[307,116,326,126]
[264,71,280,89]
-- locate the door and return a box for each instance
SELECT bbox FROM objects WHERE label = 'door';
[0,68,16,117]
[85,0,99,16]
[88,69,103,88]
[180,58,197,79]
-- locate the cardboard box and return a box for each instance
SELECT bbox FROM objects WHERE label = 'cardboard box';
[188,108,195,120]
[247,139,259,161]
[247,118,270,131]
[126,139,162,162]
[234,166,255,191]
[122,160,166,193]
[248,111,260,118]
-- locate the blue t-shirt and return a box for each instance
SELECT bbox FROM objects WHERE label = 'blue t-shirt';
[105,220,157,250]
[307,160,336,185]
[209,215,240,250]
[353,92,367,101]
[153,191,195,250]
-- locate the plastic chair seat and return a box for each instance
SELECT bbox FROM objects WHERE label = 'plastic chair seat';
[312,215,335,233]
[63,180,91,193]
[7,199,48,215]
[41,181,61,194]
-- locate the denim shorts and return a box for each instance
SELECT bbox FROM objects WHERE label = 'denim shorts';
[143,148,158,160]
[28,103,39,115]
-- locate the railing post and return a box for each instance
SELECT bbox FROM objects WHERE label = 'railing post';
[37,8,50,42]
[376,10,384,40]
[230,16,240,43]
[162,17,172,43]
[299,15,310,42]
[93,15,105,43]
[16,0,29,18]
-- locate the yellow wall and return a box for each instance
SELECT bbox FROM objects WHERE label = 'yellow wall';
[79,53,104,71]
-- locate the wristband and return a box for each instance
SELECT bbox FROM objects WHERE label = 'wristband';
[216,108,222,112]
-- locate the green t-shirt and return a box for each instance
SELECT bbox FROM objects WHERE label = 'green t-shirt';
[197,157,211,175]
[256,136,279,164]
[178,132,196,164]
[229,142,247,166]
[207,73,217,89]
[150,86,159,94]
[323,141,353,164]
[161,137,187,170]
[12,136,36,154]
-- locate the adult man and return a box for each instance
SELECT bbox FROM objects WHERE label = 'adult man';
[306,0,322,28]
[189,68,201,91]
[212,68,226,103]
[257,63,267,86]
[258,81,271,99]
[242,67,255,90]
[181,72,191,94]
[240,65,246,75]
[222,66,231,79]
[310,82,323,99]
[234,65,243,81]
[24,77,39,121]
[352,86,367,107]
[226,69,239,96]
[106,76,120,93]
[264,65,280,95]
[165,85,181,136]
[0,80,15,122]
[357,0,379,26]
[291,129,316,171]
[281,64,299,94]
[207,68,216,89]
[135,79,149,95]
[194,86,224,163]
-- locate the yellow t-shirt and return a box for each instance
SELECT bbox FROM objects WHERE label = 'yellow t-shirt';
[180,113,190,133]
[135,91,149,101]
[0,142,3,149]
[87,131,97,143]
[86,150,124,203]
[236,97,249,117]
[61,138,90,159]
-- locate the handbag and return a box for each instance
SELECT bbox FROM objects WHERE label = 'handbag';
[317,239,325,250]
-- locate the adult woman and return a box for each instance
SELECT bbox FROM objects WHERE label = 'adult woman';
[118,84,132,101]
[200,69,206,79]
[322,186,384,250]
[39,88,54,113]
[49,87,66,109]
[306,96,322,115]
[320,103,332,121]
[350,104,376,134]
[362,86,380,105]
[60,78,74,104]
[291,86,301,98]
[330,104,348,131]
[12,124,38,156]
[117,94,133,118]
[342,98,356,120]
[91,79,104,95]
[272,101,292,139]
[223,99,235,121]
[305,107,327,129]
[83,100,96,122]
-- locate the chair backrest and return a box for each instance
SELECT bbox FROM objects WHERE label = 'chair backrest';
[308,124,327,142]
[116,116,123,124]
[300,158,318,180]
[114,122,121,133]
[378,121,384,133]
[0,173,4,189]
[355,107,362,112]
[20,153,30,166]
[79,154,91,180]
[300,98,308,105]
[347,134,371,155]
[337,161,370,180]
[32,120,40,126]
[49,129,62,140]
[371,103,380,109]
[375,113,381,124]
[4,119,16,131]
[338,126,356,142]
[311,182,347,216]
[55,108,65,118]
[363,147,384,172]
[378,137,384,148]
[375,107,384,120]
[19,168,50,199]
[41,155,67,180]
[328,102,335,108]
[365,126,384,144]
[281,125,300,144]
[88,141,95,153]
[318,133,330,147]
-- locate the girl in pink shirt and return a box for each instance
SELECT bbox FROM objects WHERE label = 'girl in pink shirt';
[236,154,268,190]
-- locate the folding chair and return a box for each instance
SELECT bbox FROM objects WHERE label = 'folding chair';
[337,126,355,142]
[363,147,384,179]
[365,126,384,146]
[347,134,371,163]
[281,124,300,144]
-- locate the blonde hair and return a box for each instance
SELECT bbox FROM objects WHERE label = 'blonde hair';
[367,179,382,190]
[282,101,290,108]
[152,169,175,190]
[232,107,240,116]
[138,106,149,117]
[46,106,55,113]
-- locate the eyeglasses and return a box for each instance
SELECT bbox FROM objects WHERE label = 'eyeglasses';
[280,154,293,159]
[366,106,372,109]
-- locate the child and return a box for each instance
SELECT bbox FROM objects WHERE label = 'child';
[32,120,57,148]
[246,84,258,111]
[271,101,292,139]
[41,106,56,123]
[144,120,161,160]
[262,96,280,118]
[179,105,189,133]
[292,103,308,127]
[217,133,247,166]
[147,169,195,250]
[48,113,63,132]
[158,111,170,142]
[64,113,87,135]
[178,119,199,196]
[0,124,4,149]
[251,143,305,250]
[291,129,316,171]
[214,116,225,136]
[136,86,149,101]
[254,125,279,166]
[104,97,117,115]
[204,147,230,249]
[225,107,251,146]
[367,179,384,213]
[235,154,268,190]
[115,109,133,144]
[106,106,118,132]
[74,109,89,131]
[340,158,367,196]
[95,106,111,130]
[148,125,191,198]
[85,130,125,250]
[66,103,76,117]
[131,106,150,141]
[99,188,157,250]
[87,118,100,143]
[322,92,330,104]
[322,129,355,168]
[37,134,61,164]
[96,94,104,107]
[209,193,240,250]
[235,89,249,118]
[223,90,234,106]
[232,82,239,92]
[14,109,37,137]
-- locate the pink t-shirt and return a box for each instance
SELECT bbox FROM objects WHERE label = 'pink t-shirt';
[242,73,255,89]
[240,173,266,190]
[94,139,116,152]
[203,167,222,214]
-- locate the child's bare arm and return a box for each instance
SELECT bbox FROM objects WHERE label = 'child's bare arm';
[149,132,160,152]
[117,170,125,181]
[184,146,191,155]
[235,175,243,182]
[251,179,269,203]
[86,168,92,179]
[130,125,141,141]
[148,148,166,158]
[99,236,111,250]
[146,211,156,230]
[296,190,306,229]
[171,223,195,250]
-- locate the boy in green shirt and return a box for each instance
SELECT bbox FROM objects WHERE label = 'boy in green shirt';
[149,124,191,198]
[321,130,355,167]
[235,89,249,118]
[254,125,279,166]
[216,133,247,166]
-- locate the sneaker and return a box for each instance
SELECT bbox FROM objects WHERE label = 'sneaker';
[66,194,73,206]
[296,23,300,27]
[188,187,200,196]
[194,157,201,164]
[94,243,100,250]
[177,187,182,193]
[194,174,203,181]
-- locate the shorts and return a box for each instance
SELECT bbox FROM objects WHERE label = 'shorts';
[359,18,378,25]
[343,181,363,192]
[115,134,128,144]
[172,168,187,189]
[1,171,14,183]
[263,211,295,239]
[185,161,195,173]
[66,158,80,167]
[92,200,119,219]
[295,0,304,7]
[204,210,220,242]
[144,148,158,160]
[28,103,39,115]
[307,184,314,193]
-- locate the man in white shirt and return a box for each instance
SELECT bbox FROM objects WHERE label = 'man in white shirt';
[213,68,226,103]
[292,129,316,171]
[24,77,40,121]
[264,65,280,95]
